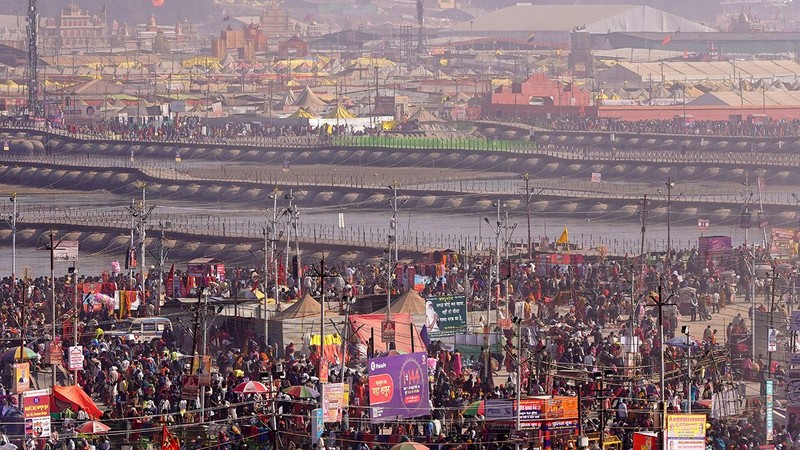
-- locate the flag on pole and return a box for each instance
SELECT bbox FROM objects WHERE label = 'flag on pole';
[556,227,569,245]
[165,263,175,297]
[162,424,180,450]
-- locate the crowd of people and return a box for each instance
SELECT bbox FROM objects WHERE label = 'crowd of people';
[0,239,792,450]
[552,117,800,138]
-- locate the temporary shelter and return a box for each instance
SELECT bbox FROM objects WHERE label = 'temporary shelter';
[348,313,425,354]
[325,105,357,119]
[288,107,316,119]
[292,85,327,109]
[409,107,444,123]
[374,290,426,315]
[52,385,103,419]
[272,293,321,321]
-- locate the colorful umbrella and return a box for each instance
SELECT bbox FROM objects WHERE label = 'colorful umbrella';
[390,443,430,450]
[282,385,319,398]
[461,400,485,416]
[0,347,38,362]
[76,421,110,434]
[232,381,271,395]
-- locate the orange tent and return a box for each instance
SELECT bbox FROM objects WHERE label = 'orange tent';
[349,313,424,354]
[52,385,103,419]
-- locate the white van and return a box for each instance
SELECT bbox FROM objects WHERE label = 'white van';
[109,317,173,343]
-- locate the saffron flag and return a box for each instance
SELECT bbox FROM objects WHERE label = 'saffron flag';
[162,424,180,450]
[166,264,175,297]
[556,227,569,245]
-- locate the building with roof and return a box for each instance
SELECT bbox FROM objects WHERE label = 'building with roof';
[597,60,800,87]
[449,4,717,44]
[489,72,593,119]
[41,2,108,53]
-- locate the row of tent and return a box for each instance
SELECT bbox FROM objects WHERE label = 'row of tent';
[599,78,800,101]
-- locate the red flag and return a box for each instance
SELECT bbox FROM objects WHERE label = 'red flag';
[662,34,671,45]
[165,263,175,297]
[162,424,180,450]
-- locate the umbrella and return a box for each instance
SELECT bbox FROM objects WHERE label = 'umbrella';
[283,385,319,398]
[76,421,110,434]
[232,381,271,395]
[0,347,37,362]
[461,400,485,416]
[390,443,430,450]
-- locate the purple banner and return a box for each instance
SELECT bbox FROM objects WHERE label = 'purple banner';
[368,352,430,422]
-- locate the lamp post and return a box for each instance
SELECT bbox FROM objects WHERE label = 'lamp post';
[7,192,17,304]
[512,315,523,450]
[665,177,675,269]
[483,199,503,381]
[386,181,406,320]
[682,325,691,413]
[155,221,171,316]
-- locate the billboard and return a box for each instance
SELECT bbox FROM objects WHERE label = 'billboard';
[666,414,706,439]
[424,294,467,338]
[667,413,707,450]
[191,355,212,387]
[517,398,545,429]
[14,363,30,394]
[67,346,84,371]
[322,383,346,423]
[368,352,430,422]
[485,400,514,421]
[23,389,51,438]
[545,396,579,419]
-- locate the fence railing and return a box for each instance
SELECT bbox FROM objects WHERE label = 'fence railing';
[0,203,723,257]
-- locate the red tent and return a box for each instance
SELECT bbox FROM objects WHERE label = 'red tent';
[52,385,103,419]
[349,313,425,354]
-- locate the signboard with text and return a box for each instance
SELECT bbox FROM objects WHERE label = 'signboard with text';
[23,389,51,438]
[517,398,545,429]
[322,383,346,423]
[424,294,467,338]
[67,346,84,371]
[368,352,430,422]
[667,414,707,450]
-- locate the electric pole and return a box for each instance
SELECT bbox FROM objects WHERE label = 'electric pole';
[519,173,541,260]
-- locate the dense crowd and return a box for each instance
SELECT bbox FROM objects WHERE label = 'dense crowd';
[0,239,793,450]
[552,117,800,138]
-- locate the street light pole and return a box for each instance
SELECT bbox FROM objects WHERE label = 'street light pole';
[665,177,675,269]
[9,192,17,303]
[682,325,691,413]
[483,200,503,382]
[520,173,534,260]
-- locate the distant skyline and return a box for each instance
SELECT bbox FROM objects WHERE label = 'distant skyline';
[0,0,723,30]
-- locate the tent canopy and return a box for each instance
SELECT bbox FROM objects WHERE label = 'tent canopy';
[272,292,321,320]
[349,313,424,354]
[292,85,327,109]
[375,290,426,315]
[52,385,103,420]
[409,107,444,123]
[325,105,357,119]
[288,107,316,119]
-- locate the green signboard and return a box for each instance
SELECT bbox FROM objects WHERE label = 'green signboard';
[425,294,467,339]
